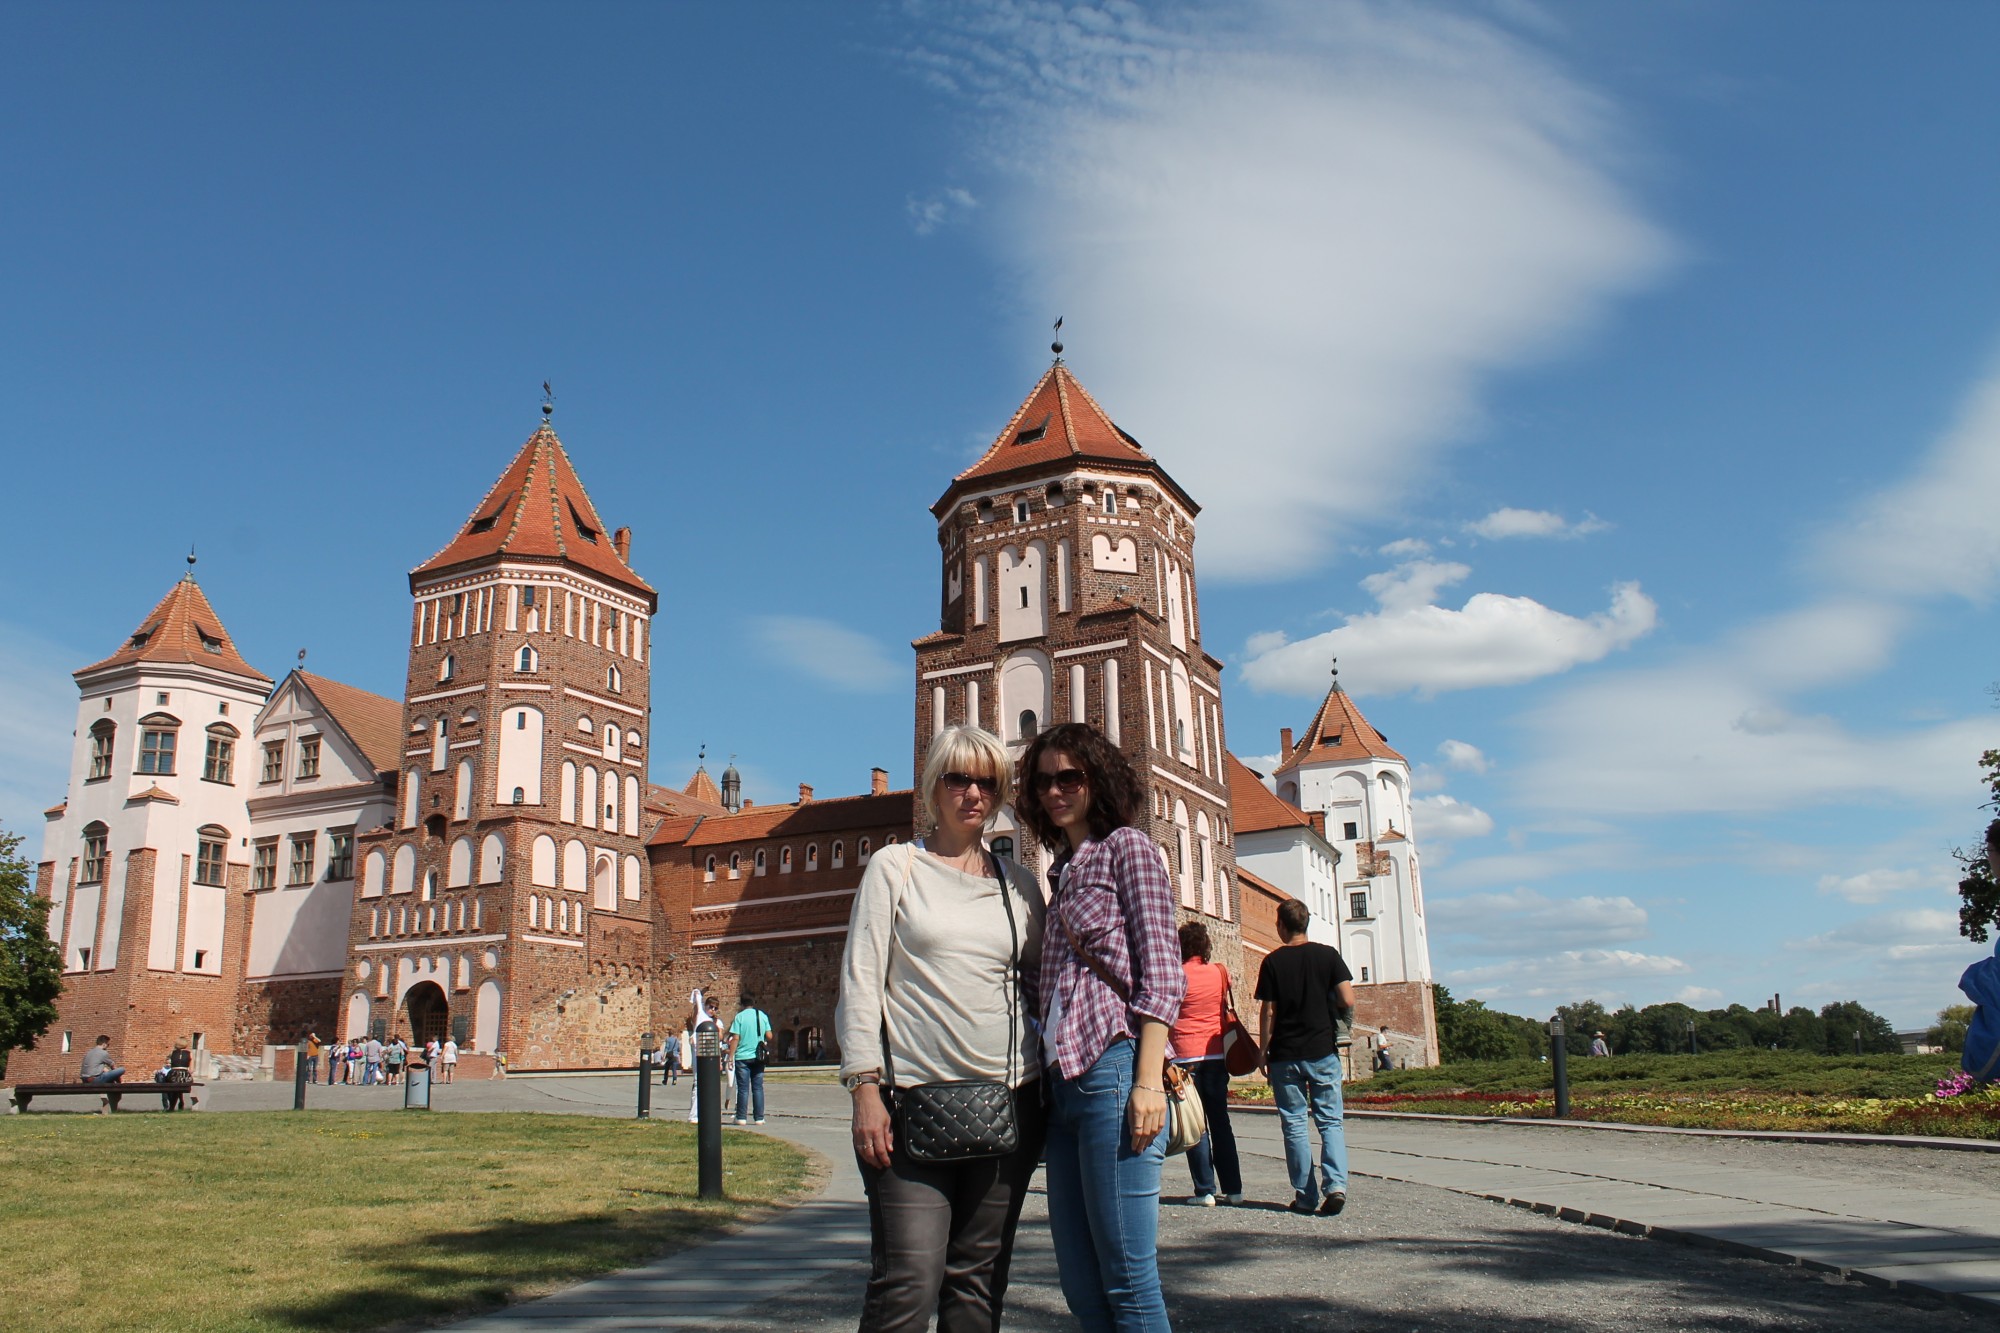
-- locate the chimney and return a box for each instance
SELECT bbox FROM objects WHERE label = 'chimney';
[1280,727,1293,753]
[1308,811,1326,838]
[798,783,814,804]
[612,526,632,562]
[870,767,888,796]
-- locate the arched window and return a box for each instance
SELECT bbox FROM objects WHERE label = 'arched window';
[991,835,1014,861]
[512,786,525,804]
[594,856,616,912]
[832,841,845,869]
[779,846,793,873]
[531,835,557,887]
[563,839,587,891]
[137,713,179,776]
[626,729,643,752]
[858,837,872,863]
[1019,709,1039,740]
[422,869,439,902]
[461,706,480,726]
[496,706,543,804]
[202,723,237,785]
[728,851,741,879]
[607,665,623,693]
[704,854,717,882]
[805,843,818,871]
[516,645,538,673]
[754,848,767,876]
[439,653,455,682]
[603,724,621,762]
[87,720,116,781]
[195,825,229,887]
[448,837,473,888]
[479,833,504,883]
[362,849,387,898]
[576,715,594,734]
[392,843,415,892]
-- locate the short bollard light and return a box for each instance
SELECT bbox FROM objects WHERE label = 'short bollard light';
[1547,1015,1570,1119]
[696,1023,723,1200]
[293,1037,309,1112]
[637,1032,656,1120]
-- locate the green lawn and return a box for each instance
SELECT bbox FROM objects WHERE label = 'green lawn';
[0,1111,807,1333]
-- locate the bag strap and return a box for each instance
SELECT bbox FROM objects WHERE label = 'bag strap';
[993,856,1020,1093]
[1056,913,1131,1004]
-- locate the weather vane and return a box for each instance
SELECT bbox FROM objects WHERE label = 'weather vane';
[1051,316,1064,360]
[185,543,198,579]
[542,380,554,422]
[697,743,707,766]
[1331,656,1340,683]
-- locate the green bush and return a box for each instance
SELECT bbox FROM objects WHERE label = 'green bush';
[1368,1049,1958,1100]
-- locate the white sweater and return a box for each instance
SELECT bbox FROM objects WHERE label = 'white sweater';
[837,843,1044,1089]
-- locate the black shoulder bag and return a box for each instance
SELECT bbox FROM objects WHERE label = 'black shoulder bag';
[890,852,1023,1163]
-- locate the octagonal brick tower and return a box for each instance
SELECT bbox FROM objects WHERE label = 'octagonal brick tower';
[913,359,1244,984]
[349,413,658,1068]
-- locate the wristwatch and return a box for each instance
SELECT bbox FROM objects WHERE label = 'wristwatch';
[841,1071,882,1091]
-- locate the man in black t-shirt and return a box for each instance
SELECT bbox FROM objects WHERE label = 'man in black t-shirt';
[1254,898,1355,1216]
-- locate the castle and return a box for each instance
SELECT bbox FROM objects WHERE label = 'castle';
[17,364,1436,1081]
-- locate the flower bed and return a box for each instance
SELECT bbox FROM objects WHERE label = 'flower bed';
[1249,1086,2000,1138]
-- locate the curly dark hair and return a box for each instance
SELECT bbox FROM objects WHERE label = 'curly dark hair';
[1179,921,1212,963]
[1013,722,1143,852]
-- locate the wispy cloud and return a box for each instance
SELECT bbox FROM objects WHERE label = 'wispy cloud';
[1448,947,1690,1007]
[748,616,903,693]
[907,186,979,236]
[909,0,1671,579]
[0,622,81,842]
[1240,559,1656,697]
[1817,867,1937,905]
[1465,507,1609,540]
[1413,793,1493,841]
[1437,739,1491,773]
[1431,886,1648,953]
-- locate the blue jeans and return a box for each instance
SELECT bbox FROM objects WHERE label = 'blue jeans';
[734,1059,765,1120]
[1045,1038,1172,1332]
[85,1067,125,1084]
[1270,1052,1348,1205]
[1177,1058,1242,1198]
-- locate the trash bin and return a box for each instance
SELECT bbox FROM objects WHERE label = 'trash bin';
[404,1063,432,1110]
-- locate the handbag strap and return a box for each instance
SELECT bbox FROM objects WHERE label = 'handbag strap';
[1056,913,1131,1004]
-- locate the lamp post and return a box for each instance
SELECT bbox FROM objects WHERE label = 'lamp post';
[1547,1016,1570,1119]
[1687,1018,1698,1057]
[696,1021,723,1200]
[637,1033,655,1120]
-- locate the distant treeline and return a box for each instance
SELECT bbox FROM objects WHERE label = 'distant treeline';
[1433,985,1902,1064]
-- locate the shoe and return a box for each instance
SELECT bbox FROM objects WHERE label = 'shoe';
[754,1118,767,1125]
[1223,1193,1245,1205]
[733,1118,748,1125]
[1185,1194,1217,1207]
[1319,1192,1347,1216]
[1288,1194,1317,1216]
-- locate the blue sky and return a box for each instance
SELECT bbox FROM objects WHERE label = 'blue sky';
[4,2,1996,1027]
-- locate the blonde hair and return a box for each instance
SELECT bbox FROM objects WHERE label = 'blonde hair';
[918,725,1012,830]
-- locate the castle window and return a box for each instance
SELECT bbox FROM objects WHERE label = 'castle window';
[780,846,793,873]
[1102,491,1117,515]
[728,852,741,879]
[512,786,525,804]
[423,870,438,902]
[1360,966,1371,983]
[1019,587,1029,608]
[805,843,818,871]
[704,855,716,882]
[88,722,115,781]
[297,735,321,780]
[832,841,844,869]
[327,832,354,882]
[858,837,872,863]
[1019,709,1039,740]
[1014,500,1030,523]
[252,840,278,891]
[1349,891,1369,920]
[156,692,170,706]
[1343,821,1358,840]
[1014,414,1049,445]
[80,824,109,884]
[517,646,538,673]
[198,630,222,655]
[569,501,600,544]
[754,849,767,876]
[203,725,236,784]
[607,665,623,693]
[261,740,285,784]
[195,828,228,887]
[991,835,1014,860]
[522,584,536,607]
[138,722,177,776]
[288,834,317,887]
[516,712,527,730]
[439,654,456,682]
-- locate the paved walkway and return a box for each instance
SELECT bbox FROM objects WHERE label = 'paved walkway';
[188,1076,2000,1327]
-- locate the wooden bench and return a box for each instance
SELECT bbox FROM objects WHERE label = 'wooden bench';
[8,1082,205,1113]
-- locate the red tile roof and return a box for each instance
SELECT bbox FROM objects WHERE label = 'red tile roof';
[650,789,915,848]
[77,575,271,684]
[296,672,403,776]
[1281,681,1405,768]
[644,783,730,820]
[1225,753,1317,835]
[682,766,723,807]
[412,422,655,602]
[933,363,1197,516]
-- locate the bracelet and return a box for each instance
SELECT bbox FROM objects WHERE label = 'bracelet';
[1134,1083,1164,1093]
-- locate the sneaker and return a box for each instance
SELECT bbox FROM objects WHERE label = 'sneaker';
[1185,1193,1217,1207]
[1222,1193,1245,1205]
[1318,1192,1347,1216]
[754,1118,767,1125]
[1287,1194,1317,1216]
[733,1118,748,1125]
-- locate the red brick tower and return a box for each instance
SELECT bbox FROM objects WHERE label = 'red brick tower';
[349,409,658,1068]
[913,358,1244,975]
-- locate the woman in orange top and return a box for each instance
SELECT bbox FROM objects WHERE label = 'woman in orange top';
[1168,921,1243,1204]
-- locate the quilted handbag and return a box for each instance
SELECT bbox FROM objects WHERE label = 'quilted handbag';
[889,852,1026,1164]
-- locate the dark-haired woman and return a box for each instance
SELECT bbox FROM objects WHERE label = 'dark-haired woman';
[1169,921,1243,1205]
[1019,721,1184,1333]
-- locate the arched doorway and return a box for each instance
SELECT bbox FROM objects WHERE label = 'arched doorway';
[403,981,449,1048]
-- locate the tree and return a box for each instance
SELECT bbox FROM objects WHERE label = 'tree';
[0,826,63,1081]
[1952,749,2000,942]
[1817,1000,1900,1055]
[1434,985,1538,1063]
[1554,999,1610,1056]
[1927,1004,1974,1053]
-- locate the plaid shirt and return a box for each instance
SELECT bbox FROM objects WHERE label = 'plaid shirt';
[1040,825,1187,1081]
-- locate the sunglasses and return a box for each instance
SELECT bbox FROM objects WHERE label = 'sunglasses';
[1033,768,1089,794]
[941,771,1000,796]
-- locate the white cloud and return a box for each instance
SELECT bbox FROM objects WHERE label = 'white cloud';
[1379,537,1432,558]
[0,623,80,842]
[1465,507,1609,540]
[1413,793,1494,840]
[1235,753,1283,789]
[1447,947,1690,1006]
[1675,986,1723,1006]
[1430,886,1647,952]
[907,186,979,236]
[914,0,1671,579]
[1438,739,1490,773]
[1816,867,1937,905]
[1241,560,1657,697]
[1243,629,1291,658]
[748,616,903,693]
[1796,908,1965,961]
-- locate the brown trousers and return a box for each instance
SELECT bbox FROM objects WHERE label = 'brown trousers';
[857,1088,1048,1333]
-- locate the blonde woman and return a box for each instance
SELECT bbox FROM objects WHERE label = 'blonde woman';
[837,725,1045,1332]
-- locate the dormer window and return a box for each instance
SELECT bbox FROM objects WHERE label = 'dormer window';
[1014,413,1050,446]
[569,501,599,544]
[198,629,223,655]
[467,492,511,534]
[130,628,153,649]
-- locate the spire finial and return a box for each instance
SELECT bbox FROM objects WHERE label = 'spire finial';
[1330,656,1340,687]
[297,648,308,669]
[1051,315,1064,361]
[696,743,707,769]
[542,380,554,424]
[184,544,198,581]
